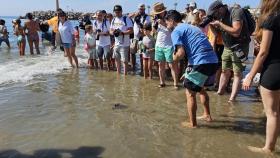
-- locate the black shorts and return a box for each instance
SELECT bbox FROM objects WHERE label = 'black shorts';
[260,63,280,91]
[183,63,218,92]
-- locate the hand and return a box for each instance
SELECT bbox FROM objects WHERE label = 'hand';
[173,53,179,62]
[180,75,185,81]
[157,19,165,25]
[210,21,221,27]
[242,74,253,91]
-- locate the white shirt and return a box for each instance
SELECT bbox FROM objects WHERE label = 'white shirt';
[155,24,173,48]
[58,21,74,44]
[93,19,111,47]
[110,16,133,47]
[84,33,96,47]
[0,25,8,38]
[133,14,151,40]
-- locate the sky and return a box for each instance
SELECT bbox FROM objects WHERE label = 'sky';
[0,0,261,16]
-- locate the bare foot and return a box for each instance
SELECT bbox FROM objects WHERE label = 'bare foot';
[247,146,273,154]
[228,98,236,103]
[216,91,224,95]
[181,121,197,128]
[197,115,212,122]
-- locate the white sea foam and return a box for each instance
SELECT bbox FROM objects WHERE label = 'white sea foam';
[0,48,88,85]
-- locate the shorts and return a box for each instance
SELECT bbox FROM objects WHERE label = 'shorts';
[183,63,218,92]
[63,43,72,49]
[88,48,97,60]
[0,37,9,46]
[17,35,26,45]
[222,46,248,73]
[97,45,111,59]
[155,46,174,63]
[260,63,280,91]
[142,51,155,60]
[113,46,129,62]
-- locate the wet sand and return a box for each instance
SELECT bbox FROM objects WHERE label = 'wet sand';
[0,67,279,158]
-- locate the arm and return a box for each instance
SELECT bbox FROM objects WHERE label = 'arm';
[220,20,243,37]
[211,20,243,37]
[110,28,115,36]
[173,45,186,62]
[242,30,273,90]
[122,27,133,35]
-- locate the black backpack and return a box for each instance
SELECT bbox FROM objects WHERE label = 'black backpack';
[112,16,134,39]
[242,8,256,36]
[39,23,49,32]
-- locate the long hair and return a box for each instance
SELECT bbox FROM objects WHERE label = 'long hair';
[256,0,280,41]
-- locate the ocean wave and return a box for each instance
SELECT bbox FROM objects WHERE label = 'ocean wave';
[0,48,88,85]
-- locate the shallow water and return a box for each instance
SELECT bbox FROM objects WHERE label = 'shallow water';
[0,17,279,158]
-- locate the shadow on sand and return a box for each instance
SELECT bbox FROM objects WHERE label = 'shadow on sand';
[0,146,105,158]
[199,115,266,136]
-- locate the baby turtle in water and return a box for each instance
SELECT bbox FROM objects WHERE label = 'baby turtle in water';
[112,103,128,110]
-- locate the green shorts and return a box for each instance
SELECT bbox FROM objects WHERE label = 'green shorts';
[155,46,174,63]
[222,46,248,73]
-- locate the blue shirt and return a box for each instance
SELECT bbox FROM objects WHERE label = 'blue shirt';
[171,23,218,65]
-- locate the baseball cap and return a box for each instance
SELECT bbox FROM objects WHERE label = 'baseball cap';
[207,1,224,16]
[113,5,122,12]
[138,3,145,9]
[189,2,197,8]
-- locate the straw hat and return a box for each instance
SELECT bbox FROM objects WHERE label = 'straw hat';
[152,2,166,15]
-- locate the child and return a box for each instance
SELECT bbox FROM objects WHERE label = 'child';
[84,25,98,69]
[141,24,155,79]
[0,19,10,48]
[74,26,80,44]
[14,19,26,56]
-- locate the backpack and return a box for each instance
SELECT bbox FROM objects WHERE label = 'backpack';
[134,14,148,26]
[112,16,134,39]
[94,19,108,31]
[39,23,49,32]
[242,8,256,36]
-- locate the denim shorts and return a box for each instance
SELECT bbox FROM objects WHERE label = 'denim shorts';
[97,45,111,59]
[63,43,72,49]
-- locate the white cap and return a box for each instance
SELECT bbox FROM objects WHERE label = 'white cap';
[189,2,197,8]
[193,9,199,14]
[138,3,145,9]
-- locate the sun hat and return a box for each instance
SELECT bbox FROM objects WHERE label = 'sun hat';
[152,2,167,15]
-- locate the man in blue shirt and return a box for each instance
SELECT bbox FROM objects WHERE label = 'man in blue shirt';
[165,10,218,128]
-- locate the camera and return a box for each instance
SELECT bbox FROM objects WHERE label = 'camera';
[230,44,248,62]
[153,14,165,30]
[113,29,122,37]
[96,29,102,40]
[199,15,213,28]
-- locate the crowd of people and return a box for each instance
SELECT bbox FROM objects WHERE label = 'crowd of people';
[0,0,280,154]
